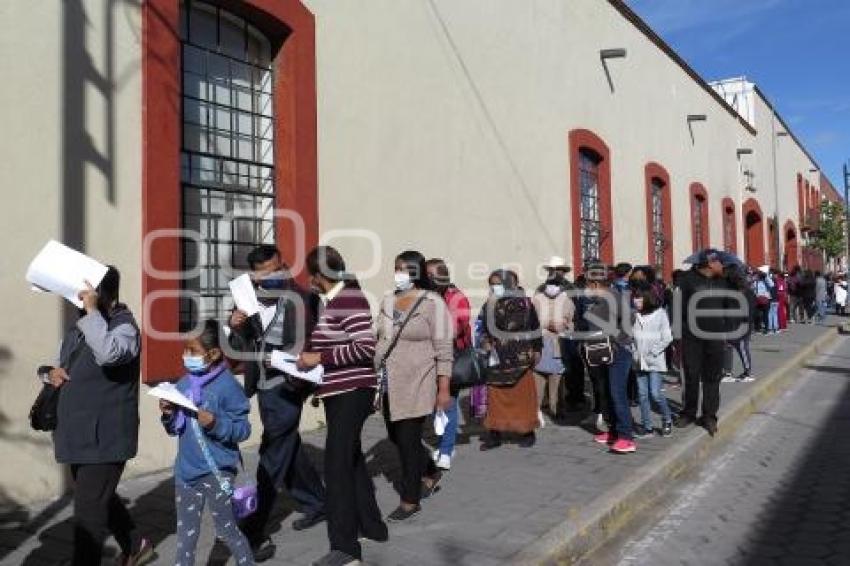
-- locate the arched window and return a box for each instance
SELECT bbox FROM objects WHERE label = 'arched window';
[742,198,765,266]
[721,197,737,253]
[689,183,709,252]
[644,163,672,280]
[569,129,613,269]
[180,0,275,329]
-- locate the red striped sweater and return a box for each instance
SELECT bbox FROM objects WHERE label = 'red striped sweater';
[310,288,378,398]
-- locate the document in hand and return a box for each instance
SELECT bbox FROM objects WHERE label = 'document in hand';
[26,240,109,308]
[269,350,324,385]
[147,382,199,412]
[228,274,260,316]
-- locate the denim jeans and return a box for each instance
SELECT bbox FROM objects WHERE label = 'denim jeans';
[437,395,459,457]
[607,344,634,440]
[816,300,827,321]
[768,301,779,331]
[636,371,672,430]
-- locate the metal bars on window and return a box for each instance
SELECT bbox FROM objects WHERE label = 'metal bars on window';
[651,178,666,273]
[179,0,275,330]
[579,150,602,264]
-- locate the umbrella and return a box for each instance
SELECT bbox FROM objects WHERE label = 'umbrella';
[683,248,744,267]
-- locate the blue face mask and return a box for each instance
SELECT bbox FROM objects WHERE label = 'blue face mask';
[183,355,208,374]
[257,270,288,290]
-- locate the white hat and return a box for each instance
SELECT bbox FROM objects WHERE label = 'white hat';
[758,265,771,274]
[544,256,571,272]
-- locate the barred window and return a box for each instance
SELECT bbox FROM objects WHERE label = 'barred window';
[723,205,735,252]
[179,0,275,330]
[650,178,666,273]
[579,149,602,264]
[693,195,706,251]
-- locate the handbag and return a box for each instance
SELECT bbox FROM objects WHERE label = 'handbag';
[29,334,86,432]
[483,346,535,386]
[374,293,429,410]
[450,347,486,389]
[190,418,258,520]
[583,334,614,367]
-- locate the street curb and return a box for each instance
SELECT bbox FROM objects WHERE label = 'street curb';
[515,326,842,566]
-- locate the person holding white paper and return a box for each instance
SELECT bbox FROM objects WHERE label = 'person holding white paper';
[296,246,387,566]
[159,320,253,566]
[227,244,326,562]
[37,266,153,566]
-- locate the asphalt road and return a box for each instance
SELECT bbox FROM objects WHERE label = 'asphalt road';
[591,334,850,566]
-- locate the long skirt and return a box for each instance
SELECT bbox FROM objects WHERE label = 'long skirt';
[484,370,539,434]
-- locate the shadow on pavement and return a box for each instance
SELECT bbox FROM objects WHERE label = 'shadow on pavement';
[739,369,850,565]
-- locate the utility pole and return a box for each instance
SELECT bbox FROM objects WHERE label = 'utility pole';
[844,162,850,271]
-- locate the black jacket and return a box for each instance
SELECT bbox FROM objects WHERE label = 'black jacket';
[678,269,735,340]
[53,306,141,465]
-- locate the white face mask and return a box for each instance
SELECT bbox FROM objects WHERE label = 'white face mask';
[394,271,413,292]
[544,284,561,298]
[633,297,645,311]
[491,284,506,298]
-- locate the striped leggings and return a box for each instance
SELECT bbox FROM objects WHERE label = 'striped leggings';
[174,475,254,566]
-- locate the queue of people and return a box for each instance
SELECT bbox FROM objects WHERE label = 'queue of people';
[39,243,836,566]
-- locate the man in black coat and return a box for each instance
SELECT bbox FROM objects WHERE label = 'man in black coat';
[42,266,151,565]
[675,250,735,436]
[228,245,326,562]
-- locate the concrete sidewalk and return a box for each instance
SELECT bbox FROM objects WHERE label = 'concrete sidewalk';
[0,321,840,566]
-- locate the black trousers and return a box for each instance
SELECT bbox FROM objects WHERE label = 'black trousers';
[382,396,437,505]
[682,337,724,421]
[70,462,139,566]
[587,363,610,419]
[562,339,586,405]
[324,388,387,559]
[241,385,326,544]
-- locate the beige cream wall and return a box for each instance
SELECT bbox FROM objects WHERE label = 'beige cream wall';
[305,0,757,306]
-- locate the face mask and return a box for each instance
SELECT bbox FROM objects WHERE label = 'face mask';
[394,272,413,292]
[544,284,561,298]
[633,298,645,311]
[183,354,207,374]
[257,271,287,290]
[491,284,506,298]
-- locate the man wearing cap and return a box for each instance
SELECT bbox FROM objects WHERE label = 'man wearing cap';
[675,248,734,436]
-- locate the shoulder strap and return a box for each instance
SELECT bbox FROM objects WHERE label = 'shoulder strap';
[190,418,234,496]
[379,293,429,367]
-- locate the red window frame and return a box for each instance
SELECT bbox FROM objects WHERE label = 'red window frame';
[142,0,317,382]
[569,129,613,272]
[644,162,673,281]
[689,183,710,252]
[721,197,737,254]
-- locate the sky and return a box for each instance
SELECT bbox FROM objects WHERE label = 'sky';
[626,0,850,193]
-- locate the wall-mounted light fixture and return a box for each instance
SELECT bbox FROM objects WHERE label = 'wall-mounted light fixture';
[737,148,753,158]
[687,114,707,123]
[600,48,627,59]
[777,131,789,137]
[809,168,819,173]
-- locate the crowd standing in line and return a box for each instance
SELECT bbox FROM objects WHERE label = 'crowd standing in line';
[37,243,847,566]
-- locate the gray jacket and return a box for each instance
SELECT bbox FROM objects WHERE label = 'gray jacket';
[52,306,141,465]
[631,308,673,372]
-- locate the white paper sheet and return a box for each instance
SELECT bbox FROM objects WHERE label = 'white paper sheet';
[228,274,261,316]
[268,350,324,385]
[434,409,449,436]
[147,382,199,412]
[25,240,109,308]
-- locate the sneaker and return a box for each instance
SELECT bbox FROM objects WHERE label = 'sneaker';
[436,453,452,470]
[661,421,673,437]
[387,504,421,522]
[118,538,154,566]
[311,550,361,566]
[432,449,440,463]
[737,372,755,383]
[250,538,277,563]
[538,410,547,429]
[421,471,442,499]
[611,438,637,454]
[634,425,653,439]
[721,373,736,383]
[595,413,607,432]
[594,431,613,444]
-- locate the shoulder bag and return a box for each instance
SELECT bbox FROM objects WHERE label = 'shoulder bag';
[29,334,86,432]
[374,293,429,410]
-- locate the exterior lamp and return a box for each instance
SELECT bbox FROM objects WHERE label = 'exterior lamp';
[600,48,627,59]
[687,114,707,122]
[737,148,753,158]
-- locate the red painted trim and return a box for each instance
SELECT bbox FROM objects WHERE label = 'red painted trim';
[643,162,673,281]
[141,0,317,383]
[783,219,799,269]
[767,218,779,269]
[797,173,804,231]
[721,197,737,254]
[688,183,710,252]
[569,129,613,272]
[742,198,765,267]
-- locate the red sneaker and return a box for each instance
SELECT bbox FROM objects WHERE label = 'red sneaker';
[594,431,612,444]
[611,439,637,454]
